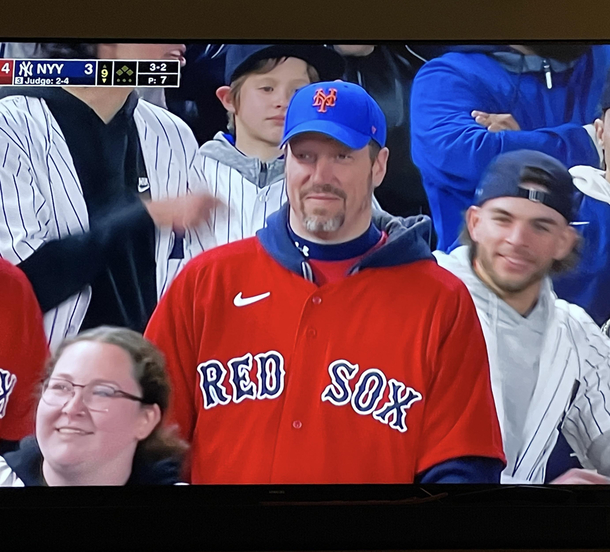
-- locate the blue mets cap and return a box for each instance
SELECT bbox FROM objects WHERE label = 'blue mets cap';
[280,81,387,150]
[474,150,576,222]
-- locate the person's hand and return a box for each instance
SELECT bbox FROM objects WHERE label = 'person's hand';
[471,110,521,132]
[550,468,610,484]
[143,194,225,233]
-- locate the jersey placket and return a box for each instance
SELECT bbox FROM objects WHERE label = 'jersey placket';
[269,289,329,483]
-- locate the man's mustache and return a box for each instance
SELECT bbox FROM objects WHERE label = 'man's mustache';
[300,184,347,201]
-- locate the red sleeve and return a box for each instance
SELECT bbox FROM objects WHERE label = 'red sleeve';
[0,260,49,441]
[415,279,506,475]
[144,263,199,446]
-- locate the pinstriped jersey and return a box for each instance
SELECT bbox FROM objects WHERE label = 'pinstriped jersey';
[188,132,288,250]
[0,94,201,351]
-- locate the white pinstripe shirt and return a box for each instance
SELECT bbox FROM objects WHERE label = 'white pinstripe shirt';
[0,94,201,351]
[188,132,288,250]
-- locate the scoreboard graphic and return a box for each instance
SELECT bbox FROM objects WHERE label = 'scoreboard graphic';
[0,60,181,87]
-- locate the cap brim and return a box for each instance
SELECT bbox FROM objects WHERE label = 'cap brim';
[281,120,371,150]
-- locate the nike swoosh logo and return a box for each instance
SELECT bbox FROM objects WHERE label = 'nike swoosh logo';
[233,291,271,307]
[138,178,150,193]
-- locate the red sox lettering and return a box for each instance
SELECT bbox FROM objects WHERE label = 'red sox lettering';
[196,353,423,432]
[0,368,17,418]
[321,359,423,433]
[197,351,286,409]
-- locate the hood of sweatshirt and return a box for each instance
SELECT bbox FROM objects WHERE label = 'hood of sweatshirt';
[257,203,434,282]
[434,245,554,330]
[199,131,285,188]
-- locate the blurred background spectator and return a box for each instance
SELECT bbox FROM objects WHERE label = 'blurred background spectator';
[411,44,610,251]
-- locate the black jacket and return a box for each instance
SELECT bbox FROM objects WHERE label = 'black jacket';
[3,436,182,485]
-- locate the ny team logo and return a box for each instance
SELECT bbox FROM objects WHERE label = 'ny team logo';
[313,88,337,113]
[196,353,422,433]
[0,368,17,419]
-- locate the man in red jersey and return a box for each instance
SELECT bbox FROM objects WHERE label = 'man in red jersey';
[145,81,505,484]
[0,259,48,453]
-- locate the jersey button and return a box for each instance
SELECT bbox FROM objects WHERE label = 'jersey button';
[292,420,302,429]
[312,296,322,305]
[306,328,317,338]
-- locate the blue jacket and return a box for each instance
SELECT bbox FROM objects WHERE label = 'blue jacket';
[411,46,610,251]
[553,165,610,326]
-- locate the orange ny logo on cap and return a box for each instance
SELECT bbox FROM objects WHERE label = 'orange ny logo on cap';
[313,88,337,113]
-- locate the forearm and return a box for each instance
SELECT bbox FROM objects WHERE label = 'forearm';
[18,200,152,312]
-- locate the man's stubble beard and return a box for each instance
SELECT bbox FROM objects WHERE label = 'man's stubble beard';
[475,245,551,295]
[297,171,374,235]
[303,209,346,233]
[299,182,347,234]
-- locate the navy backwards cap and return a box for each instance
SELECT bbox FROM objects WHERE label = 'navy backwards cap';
[280,81,387,150]
[474,150,576,222]
[224,44,345,85]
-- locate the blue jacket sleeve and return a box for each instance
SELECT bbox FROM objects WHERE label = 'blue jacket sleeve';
[415,456,504,484]
[411,55,600,189]
[410,52,604,250]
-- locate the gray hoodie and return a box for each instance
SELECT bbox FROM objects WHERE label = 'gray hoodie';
[434,246,550,479]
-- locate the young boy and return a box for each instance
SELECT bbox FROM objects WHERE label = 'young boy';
[188,44,345,249]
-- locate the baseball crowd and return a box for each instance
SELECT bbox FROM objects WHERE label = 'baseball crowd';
[2,42,610,486]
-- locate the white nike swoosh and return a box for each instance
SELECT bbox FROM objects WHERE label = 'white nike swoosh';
[233,291,271,307]
[138,178,150,193]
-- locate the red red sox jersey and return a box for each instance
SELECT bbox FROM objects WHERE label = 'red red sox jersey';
[0,260,48,441]
[145,207,505,484]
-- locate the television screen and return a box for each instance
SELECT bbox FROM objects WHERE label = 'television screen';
[2,2,610,546]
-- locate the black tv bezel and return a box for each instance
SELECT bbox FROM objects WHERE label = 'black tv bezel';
[3,483,610,550]
[5,0,610,545]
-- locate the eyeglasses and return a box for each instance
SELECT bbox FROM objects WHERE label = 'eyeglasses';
[41,378,146,413]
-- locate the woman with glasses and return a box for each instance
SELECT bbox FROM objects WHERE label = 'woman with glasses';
[0,326,187,486]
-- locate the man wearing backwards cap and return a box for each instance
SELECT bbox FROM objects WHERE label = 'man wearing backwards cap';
[146,81,506,484]
[435,149,610,484]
